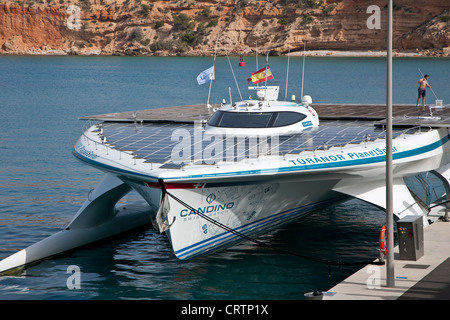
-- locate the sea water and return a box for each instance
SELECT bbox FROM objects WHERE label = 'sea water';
[0,55,449,300]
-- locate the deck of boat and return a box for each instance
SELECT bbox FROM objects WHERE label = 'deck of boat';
[80,103,450,128]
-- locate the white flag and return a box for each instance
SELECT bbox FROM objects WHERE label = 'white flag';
[196,66,215,85]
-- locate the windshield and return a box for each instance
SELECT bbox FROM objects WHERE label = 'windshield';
[208,111,307,128]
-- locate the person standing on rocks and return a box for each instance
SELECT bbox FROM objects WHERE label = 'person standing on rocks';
[416,74,431,113]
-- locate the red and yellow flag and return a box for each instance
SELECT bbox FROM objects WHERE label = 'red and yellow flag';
[247,66,273,84]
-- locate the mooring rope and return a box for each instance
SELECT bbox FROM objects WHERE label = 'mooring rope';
[158,179,383,276]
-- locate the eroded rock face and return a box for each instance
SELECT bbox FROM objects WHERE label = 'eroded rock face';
[0,0,449,56]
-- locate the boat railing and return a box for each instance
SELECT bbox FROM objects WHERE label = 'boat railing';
[281,125,424,158]
[80,119,140,164]
[158,125,425,169]
[80,120,426,169]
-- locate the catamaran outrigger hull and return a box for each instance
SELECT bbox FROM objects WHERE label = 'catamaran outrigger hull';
[0,174,153,274]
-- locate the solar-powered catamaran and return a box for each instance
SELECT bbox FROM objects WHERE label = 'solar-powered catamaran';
[1,71,450,273]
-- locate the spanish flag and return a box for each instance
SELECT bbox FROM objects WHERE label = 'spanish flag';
[247,66,273,84]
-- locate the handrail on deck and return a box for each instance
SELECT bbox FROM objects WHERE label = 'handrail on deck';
[79,120,425,170]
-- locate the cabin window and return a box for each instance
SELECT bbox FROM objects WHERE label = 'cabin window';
[272,112,307,127]
[208,111,307,128]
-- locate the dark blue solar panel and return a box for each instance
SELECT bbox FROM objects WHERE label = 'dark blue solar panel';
[96,121,413,168]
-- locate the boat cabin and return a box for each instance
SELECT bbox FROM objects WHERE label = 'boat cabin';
[205,86,319,135]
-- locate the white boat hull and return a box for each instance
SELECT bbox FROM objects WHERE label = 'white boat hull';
[2,116,450,272]
[128,178,347,260]
[122,127,450,259]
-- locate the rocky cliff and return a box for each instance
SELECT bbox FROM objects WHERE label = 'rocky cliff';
[1,0,449,56]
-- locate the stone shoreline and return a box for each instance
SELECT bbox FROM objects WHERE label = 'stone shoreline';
[288,50,422,57]
[1,49,448,58]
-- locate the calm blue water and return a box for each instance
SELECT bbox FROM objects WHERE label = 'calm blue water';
[0,55,449,300]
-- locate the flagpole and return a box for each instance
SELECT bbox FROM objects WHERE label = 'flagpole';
[207,76,212,106]
[213,31,219,104]
[256,41,259,87]
[265,52,269,88]
[256,40,258,71]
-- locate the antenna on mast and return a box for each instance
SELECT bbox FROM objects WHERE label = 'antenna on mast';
[285,43,291,101]
[225,49,243,101]
[301,42,306,99]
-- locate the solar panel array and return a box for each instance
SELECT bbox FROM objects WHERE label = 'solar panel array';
[98,121,414,169]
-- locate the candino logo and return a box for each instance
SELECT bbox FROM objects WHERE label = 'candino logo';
[180,201,235,217]
[206,193,216,204]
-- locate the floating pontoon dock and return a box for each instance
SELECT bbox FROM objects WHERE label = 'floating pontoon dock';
[80,103,450,128]
[324,218,450,300]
